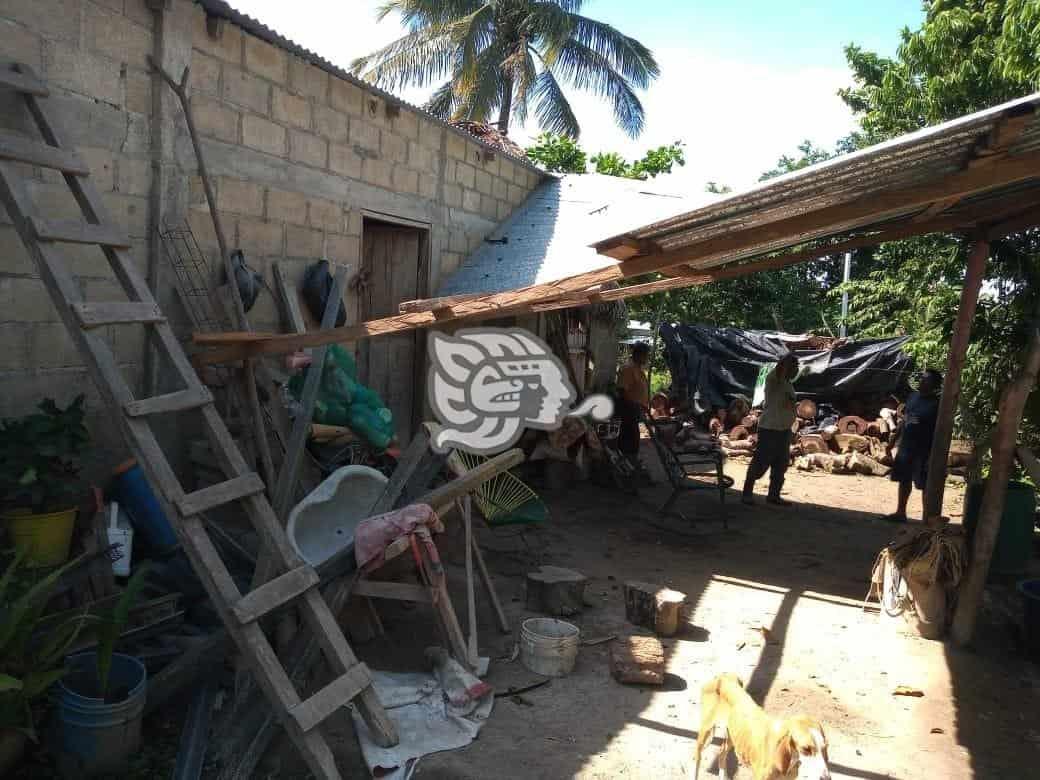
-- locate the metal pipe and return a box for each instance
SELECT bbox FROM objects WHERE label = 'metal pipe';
[839,252,852,338]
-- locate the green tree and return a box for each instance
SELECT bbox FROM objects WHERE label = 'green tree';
[351,0,659,138]
[525,133,587,172]
[527,136,685,179]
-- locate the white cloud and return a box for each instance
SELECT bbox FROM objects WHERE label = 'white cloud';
[228,1,858,192]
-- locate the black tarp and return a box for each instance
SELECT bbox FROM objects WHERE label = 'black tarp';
[659,324,914,413]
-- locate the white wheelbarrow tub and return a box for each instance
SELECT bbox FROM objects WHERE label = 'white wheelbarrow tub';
[286,465,388,567]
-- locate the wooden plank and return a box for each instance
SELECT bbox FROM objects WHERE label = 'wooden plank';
[233,565,320,624]
[463,496,478,668]
[0,130,88,174]
[398,291,483,314]
[472,538,509,633]
[289,663,372,733]
[273,261,308,333]
[31,217,130,247]
[176,473,266,517]
[125,387,213,417]
[598,236,659,260]
[73,301,165,328]
[351,580,433,602]
[0,62,48,96]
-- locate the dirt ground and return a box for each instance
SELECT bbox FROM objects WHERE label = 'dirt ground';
[263,443,1040,780]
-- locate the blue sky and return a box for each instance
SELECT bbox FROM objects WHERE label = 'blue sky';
[231,1,924,190]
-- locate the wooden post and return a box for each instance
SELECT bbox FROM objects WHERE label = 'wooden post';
[922,239,989,520]
[952,322,1040,645]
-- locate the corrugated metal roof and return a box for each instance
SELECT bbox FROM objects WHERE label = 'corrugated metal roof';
[437,173,703,296]
[195,0,544,174]
[594,92,1040,271]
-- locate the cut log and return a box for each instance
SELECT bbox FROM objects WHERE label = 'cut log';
[947,439,975,468]
[800,434,828,455]
[865,422,882,438]
[721,438,754,451]
[837,415,870,435]
[526,566,588,616]
[875,417,891,437]
[624,582,687,636]
[796,453,852,473]
[729,425,749,441]
[848,451,891,477]
[610,636,664,685]
[796,399,818,420]
[740,415,758,432]
[835,433,871,453]
[819,424,838,442]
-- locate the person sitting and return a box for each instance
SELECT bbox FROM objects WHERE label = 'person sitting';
[742,354,799,507]
[885,369,942,523]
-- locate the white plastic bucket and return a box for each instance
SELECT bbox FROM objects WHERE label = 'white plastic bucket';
[105,502,133,577]
[519,618,579,677]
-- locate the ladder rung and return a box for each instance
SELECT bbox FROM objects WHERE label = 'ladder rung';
[0,131,88,174]
[176,473,265,517]
[73,301,165,328]
[125,387,214,417]
[289,663,373,733]
[232,565,320,625]
[31,217,131,248]
[0,65,48,97]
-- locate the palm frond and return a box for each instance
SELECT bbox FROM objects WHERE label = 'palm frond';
[379,0,487,30]
[349,27,457,91]
[455,46,506,123]
[553,39,646,136]
[509,47,539,126]
[567,14,659,87]
[531,69,580,137]
[425,79,458,118]
[522,2,575,66]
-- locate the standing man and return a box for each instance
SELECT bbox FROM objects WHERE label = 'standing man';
[617,342,651,465]
[885,369,942,523]
[742,353,799,506]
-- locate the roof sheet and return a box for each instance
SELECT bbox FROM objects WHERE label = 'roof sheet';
[437,173,702,296]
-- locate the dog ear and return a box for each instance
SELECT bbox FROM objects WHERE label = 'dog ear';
[773,732,796,776]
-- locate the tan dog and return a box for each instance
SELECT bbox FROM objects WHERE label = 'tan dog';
[693,674,830,780]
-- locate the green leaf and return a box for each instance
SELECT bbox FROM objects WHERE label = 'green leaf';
[96,562,150,697]
[0,674,23,693]
[17,468,37,486]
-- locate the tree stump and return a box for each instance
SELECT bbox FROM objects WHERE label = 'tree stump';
[800,434,828,455]
[729,425,749,441]
[835,433,871,453]
[610,636,664,684]
[836,415,870,435]
[623,581,687,636]
[796,399,818,421]
[526,566,588,616]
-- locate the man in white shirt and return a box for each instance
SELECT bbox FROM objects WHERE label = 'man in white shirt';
[742,353,799,506]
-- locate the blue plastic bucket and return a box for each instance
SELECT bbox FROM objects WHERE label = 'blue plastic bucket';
[1019,580,1040,662]
[110,459,179,556]
[54,652,147,777]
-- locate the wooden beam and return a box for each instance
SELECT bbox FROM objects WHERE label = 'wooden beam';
[966,108,1036,169]
[985,207,1040,240]
[398,291,484,314]
[598,236,659,260]
[922,239,989,520]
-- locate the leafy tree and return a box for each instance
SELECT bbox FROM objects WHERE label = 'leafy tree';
[705,182,732,194]
[351,0,659,138]
[525,133,587,172]
[758,140,834,181]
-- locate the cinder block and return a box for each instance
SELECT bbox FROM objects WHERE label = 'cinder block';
[508,183,526,204]
[26,180,83,220]
[216,177,265,217]
[492,176,509,201]
[313,105,349,143]
[192,7,243,64]
[391,166,418,195]
[244,34,287,84]
[325,233,360,266]
[440,251,461,275]
[474,169,492,196]
[86,5,153,68]
[190,51,222,97]
[290,58,328,100]
[418,120,443,150]
[0,226,35,275]
[446,131,467,160]
[362,158,392,190]
[0,19,44,70]
[27,323,82,369]
[349,118,379,152]
[443,159,456,184]
[481,154,501,178]
[266,188,308,225]
[123,0,156,29]
[497,199,511,220]
[418,173,437,200]
[187,208,219,250]
[345,210,362,236]
[222,66,270,114]
[392,109,419,140]
[125,68,151,115]
[0,323,29,371]
[0,278,58,323]
[480,194,497,220]
[63,243,114,278]
[43,42,121,105]
[289,130,328,168]
[329,77,363,115]
[455,162,476,189]
[443,183,462,208]
[242,114,286,156]
[102,192,149,238]
[329,142,362,179]
[110,322,145,364]
[273,88,311,130]
[117,156,151,197]
[285,224,324,258]
[381,131,407,165]
[308,197,342,232]
[78,147,115,191]
[235,217,284,255]
[499,160,516,185]
[191,95,239,143]
[4,0,80,44]
[407,141,431,174]
[462,188,480,213]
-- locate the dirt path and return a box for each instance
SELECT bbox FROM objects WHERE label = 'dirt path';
[265,448,1040,779]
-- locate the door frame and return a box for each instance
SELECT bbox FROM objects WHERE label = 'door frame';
[359,214,431,444]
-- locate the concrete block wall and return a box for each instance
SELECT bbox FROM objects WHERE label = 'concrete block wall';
[0,0,543,477]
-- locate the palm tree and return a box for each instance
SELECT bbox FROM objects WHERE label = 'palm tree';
[350,1,659,138]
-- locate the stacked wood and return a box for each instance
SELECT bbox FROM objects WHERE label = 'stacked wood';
[729,425,750,441]
[610,636,665,684]
[623,582,687,636]
[796,399,818,420]
[526,566,588,616]
[800,434,829,455]
[835,433,871,453]
[947,439,975,468]
[819,424,838,441]
[848,451,891,477]
[796,453,851,474]
[741,414,759,432]
[837,415,870,435]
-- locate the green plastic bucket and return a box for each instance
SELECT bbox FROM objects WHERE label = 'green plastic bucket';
[964,480,1037,577]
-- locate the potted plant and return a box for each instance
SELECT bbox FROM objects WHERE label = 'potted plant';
[0,396,90,567]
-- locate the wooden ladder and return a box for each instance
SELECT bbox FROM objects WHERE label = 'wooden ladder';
[0,61,398,777]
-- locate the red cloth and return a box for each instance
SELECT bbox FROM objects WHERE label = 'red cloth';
[354,503,442,571]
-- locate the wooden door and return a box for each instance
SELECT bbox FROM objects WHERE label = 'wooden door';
[361,223,424,445]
